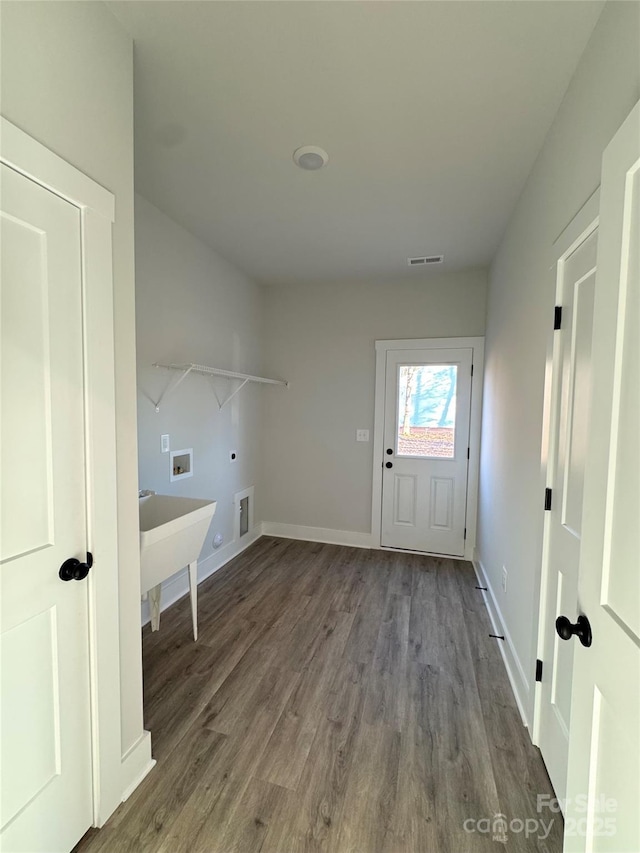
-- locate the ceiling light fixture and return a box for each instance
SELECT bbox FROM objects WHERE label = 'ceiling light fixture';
[293,145,329,171]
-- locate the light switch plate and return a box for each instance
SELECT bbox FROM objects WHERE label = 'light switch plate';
[161,434,170,453]
[356,429,370,442]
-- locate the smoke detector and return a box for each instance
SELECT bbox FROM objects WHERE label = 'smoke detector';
[407,255,444,266]
[293,146,329,171]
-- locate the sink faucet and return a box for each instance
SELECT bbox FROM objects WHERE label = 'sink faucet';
[138,489,156,498]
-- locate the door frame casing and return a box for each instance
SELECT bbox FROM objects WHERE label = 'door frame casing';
[532,188,600,749]
[1,117,124,824]
[371,337,485,560]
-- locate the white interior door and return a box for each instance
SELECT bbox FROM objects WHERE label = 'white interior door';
[563,102,640,853]
[381,347,472,555]
[538,222,598,803]
[1,164,93,851]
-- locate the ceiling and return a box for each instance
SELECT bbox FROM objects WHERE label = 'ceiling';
[109,1,603,286]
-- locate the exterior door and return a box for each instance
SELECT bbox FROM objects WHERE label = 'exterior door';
[538,221,598,803]
[381,347,472,555]
[563,102,640,852]
[1,164,93,851]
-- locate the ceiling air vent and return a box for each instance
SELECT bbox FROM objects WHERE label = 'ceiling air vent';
[408,255,444,266]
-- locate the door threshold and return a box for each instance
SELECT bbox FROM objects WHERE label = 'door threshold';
[380,544,467,561]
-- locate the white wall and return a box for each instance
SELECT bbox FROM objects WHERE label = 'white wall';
[0,0,145,772]
[135,195,264,612]
[262,270,487,536]
[477,0,640,729]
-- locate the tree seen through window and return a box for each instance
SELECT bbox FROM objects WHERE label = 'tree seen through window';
[396,364,457,458]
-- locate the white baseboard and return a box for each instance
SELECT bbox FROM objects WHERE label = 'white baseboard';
[119,730,155,807]
[472,552,531,730]
[261,521,373,549]
[140,527,262,626]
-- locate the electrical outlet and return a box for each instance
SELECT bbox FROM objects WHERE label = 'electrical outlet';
[229,450,237,463]
[502,566,508,593]
[356,429,370,442]
[161,434,170,453]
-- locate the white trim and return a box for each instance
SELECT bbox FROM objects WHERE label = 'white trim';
[374,336,485,352]
[0,118,114,221]
[552,186,600,247]
[120,732,155,804]
[82,206,125,824]
[141,527,263,626]
[1,117,123,825]
[473,554,530,729]
[532,190,600,746]
[261,522,373,550]
[371,336,484,560]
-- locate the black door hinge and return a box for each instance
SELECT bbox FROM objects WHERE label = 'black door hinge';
[464,527,467,539]
[544,488,552,511]
[467,447,470,460]
[554,306,562,330]
[536,659,543,682]
[471,364,474,377]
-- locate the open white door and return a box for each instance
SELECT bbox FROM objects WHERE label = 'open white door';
[562,102,640,852]
[0,165,93,849]
[537,210,598,803]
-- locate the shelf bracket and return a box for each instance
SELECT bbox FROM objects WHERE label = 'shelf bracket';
[211,377,250,410]
[151,365,195,412]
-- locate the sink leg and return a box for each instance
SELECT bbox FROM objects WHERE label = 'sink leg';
[149,584,162,632]
[188,561,198,641]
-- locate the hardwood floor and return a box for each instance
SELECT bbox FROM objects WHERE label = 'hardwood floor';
[75,537,563,853]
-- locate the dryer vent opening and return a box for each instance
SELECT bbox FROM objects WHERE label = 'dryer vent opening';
[234,486,254,541]
[239,496,249,537]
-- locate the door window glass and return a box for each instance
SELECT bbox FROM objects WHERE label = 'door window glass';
[396,364,457,458]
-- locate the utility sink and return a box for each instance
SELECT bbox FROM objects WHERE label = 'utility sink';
[139,494,216,640]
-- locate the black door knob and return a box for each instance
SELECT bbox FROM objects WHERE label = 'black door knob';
[386,448,393,455]
[59,552,93,582]
[555,614,592,648]
[385,461,393,468]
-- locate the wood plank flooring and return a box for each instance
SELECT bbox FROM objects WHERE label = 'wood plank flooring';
[75,537,563,853]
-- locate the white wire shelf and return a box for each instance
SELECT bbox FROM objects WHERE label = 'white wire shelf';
[151,362,289,412]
